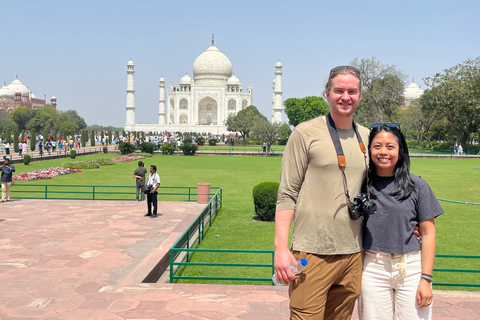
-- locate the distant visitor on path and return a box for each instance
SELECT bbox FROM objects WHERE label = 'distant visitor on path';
[133,161,147,202]
[1,159,15,202]
[145,165,160,217]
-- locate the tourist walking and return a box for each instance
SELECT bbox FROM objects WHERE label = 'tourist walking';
[145,165,160,217]
[1,159,15,202]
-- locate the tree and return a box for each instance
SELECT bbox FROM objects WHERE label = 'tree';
[0,117,18,134]
[6,128,11,143]
[9,106,33,131]
[91,130,96,147]
[26,110,55,133]
[278,123,292,139]
[59,121,78,138]
[283,96,329,127]
[251,119,283,155]
[423,57,480,148]
[30,128,36,152]
[13,131,19,153]
[350,57,407,125]
[225,105,267,145]
[82,130,87,147]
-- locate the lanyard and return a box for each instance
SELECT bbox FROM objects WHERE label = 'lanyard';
[325,113,370,207]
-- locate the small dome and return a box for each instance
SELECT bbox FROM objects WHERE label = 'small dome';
[7,78,30,96]
[127,60,134,66]
[180,74,192,85]
[51,96,57,100]
[403,82,423,100]
[0,84,14,97]
[193,45,232,85]
[227,75,240,85]
[275,61,283,67]
[159,77,165,82]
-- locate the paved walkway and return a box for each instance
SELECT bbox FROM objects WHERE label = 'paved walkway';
[0,199,479,319]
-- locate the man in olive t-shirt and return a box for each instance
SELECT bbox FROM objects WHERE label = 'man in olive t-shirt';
[133,161,147,201]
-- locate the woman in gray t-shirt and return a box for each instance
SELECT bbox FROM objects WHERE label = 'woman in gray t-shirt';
[359,124,443,320]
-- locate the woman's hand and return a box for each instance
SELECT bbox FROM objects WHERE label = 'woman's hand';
[416,278,433,308]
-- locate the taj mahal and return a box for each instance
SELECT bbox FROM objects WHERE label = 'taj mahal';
[124,38,284,135]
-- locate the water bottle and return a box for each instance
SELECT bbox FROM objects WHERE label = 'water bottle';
[272,259,308,286]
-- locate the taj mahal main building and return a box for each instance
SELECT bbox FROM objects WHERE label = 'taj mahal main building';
[124,39,284,135]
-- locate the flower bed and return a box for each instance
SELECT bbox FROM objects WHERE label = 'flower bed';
[111,155,145,162]
[13,167,82,181]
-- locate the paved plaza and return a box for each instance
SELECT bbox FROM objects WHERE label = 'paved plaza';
[0,199,479,319]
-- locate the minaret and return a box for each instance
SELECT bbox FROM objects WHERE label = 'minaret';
[158,77,166,124]
[125,59,136,129]
[271,61,283,123]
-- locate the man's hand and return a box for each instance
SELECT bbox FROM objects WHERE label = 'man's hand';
[413,225,422,241]
[274,248,297,284]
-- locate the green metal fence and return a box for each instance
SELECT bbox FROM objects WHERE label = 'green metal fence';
[170,249,480,287]
[10,184,222,202]
[168,188,225,283]
[170,249,274,283]
[434,254,480,288]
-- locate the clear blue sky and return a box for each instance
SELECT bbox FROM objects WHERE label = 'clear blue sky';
[1,0,479,127]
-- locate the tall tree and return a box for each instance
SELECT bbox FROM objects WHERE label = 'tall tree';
[251,119,283,155]
[283,96,329,127]
[225,105,267,145]
[30,128,36,152]
[59,121,78,138]
[350,57,407,125]
[8,106,33,131]
[423,57,480,147]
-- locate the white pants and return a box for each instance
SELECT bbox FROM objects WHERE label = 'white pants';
[359,250,432,320]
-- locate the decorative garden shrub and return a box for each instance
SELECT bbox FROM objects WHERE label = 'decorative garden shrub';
[23,154,31,165]
[196,137,205,146]
[119,142,135,154]
[252,182,279,221]
[139,142,156,154]
[160,143,175,155]
[179,142,197,156]
[103,146,108,154]
[208,139,217,146]
[70,149,77,159]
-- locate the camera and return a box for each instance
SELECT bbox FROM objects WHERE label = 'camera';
[349,193,377,220]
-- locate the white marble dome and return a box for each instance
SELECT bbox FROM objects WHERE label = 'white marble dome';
[180,74,192,84]
[227,74,240,85]
[403,82,423,100]
[193,45,232,85]
[7,78,30,96]
[0,84,14,97]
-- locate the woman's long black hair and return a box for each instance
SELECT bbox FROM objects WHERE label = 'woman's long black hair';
[367,125,415,200]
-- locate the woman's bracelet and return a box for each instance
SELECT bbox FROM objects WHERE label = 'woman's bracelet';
[421,273,433,283]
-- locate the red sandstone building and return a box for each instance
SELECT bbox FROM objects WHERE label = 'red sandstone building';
[0,76,56,113]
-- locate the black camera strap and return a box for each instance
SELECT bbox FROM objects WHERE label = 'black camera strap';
[325,113,370,210]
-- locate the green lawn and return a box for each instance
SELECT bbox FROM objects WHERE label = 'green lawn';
[10,154,480,289]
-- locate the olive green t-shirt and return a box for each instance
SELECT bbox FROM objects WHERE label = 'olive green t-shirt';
[276,117,370,255]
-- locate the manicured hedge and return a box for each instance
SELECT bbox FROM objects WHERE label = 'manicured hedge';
[252,182,279,221]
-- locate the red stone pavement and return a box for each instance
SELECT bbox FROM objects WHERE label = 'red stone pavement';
[0,199,479,319]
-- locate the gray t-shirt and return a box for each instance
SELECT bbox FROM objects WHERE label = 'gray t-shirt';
[363,174,444,254]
